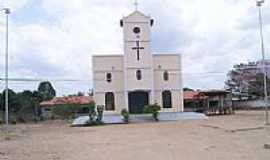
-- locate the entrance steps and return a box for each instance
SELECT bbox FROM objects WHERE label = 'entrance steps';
[72,112,208,126]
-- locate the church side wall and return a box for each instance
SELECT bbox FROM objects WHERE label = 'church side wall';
[154,90,183,112]
[153,54,183,112]
[93,55,123,71]
[94,92,125,114]
[93,55,125,113]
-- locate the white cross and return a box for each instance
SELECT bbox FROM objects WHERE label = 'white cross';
[134,0,138,11]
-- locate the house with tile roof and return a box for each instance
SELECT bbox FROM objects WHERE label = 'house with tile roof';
[40,96,94,118]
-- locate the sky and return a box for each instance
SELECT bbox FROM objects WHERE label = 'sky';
[0,0,270,96]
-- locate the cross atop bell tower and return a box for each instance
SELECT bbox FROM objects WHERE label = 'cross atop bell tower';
[134,0,139,11]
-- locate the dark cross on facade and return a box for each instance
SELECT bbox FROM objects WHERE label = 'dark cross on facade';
[132,41,144,60]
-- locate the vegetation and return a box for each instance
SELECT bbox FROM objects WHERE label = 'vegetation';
[37,81,56,101]
[96,105,104,123]
[88,104,96,123]
[144,103,161,121]
[86,104,104,126]
[121,109,129,123]
[183,87,194,91]
[0,81,56,123]
[226,63,270,99]
[51,104,93,119]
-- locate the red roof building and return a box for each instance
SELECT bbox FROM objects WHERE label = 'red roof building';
[184,91,207,101]
[40,96,94,107]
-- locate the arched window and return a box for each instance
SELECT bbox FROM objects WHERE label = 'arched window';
[163,71,169,81]
[106,73,112,82]
[136,70,142,80]
[162,90,172,108]
[105,92,115,111]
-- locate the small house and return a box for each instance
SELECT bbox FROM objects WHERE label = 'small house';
[184,90,233,115]
[40,96,94,118]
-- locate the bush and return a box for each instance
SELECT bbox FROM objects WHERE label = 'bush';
[96,105,104,122]
[144,103,161,121]
[86,104,104,126]
[121,109,129,123]
[10,118,17,125]
[52,103,95,120]
[51,115,55,120]
[88,104,96,123]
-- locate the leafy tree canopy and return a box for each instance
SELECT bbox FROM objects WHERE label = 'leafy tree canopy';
[183,87,194,91]
[225,63,270,99]
[38,81,56,101]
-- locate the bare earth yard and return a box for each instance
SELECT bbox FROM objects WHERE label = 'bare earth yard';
[1,111,270,160]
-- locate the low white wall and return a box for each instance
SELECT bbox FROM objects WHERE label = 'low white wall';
[233,99,269,109]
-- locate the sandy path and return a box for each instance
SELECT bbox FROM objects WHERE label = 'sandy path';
[0,111,270,160]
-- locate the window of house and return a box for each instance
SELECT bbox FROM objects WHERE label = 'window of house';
[105,92,115,111]
[162,90,172,108]
[163,71,169,81]
[106,73,112,82]
[136,70,142,80]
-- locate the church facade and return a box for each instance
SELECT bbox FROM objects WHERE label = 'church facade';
[93,10,183,114]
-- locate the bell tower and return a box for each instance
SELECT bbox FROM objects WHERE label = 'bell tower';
[120,11,154,67]
[120,6,155,109]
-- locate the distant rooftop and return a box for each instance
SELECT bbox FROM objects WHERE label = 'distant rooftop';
[40,96,94,107]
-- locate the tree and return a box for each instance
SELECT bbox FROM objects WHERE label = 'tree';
[0,88,43,123]
[77,92,84,96]
[37,81,56,101]
[0,92,3,111]
[16,90,39,122]
[225,63,270,99]
[0,89,20,113]
[183,87,194,91]
[248,73,270,97]
[88,89,94,96]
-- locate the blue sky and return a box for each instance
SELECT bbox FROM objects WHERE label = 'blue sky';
[0,0,270,96]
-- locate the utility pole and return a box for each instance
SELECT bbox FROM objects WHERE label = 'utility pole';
[256,0,269,125]
[3,8,10,126]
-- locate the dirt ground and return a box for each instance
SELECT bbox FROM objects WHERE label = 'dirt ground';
[0,111,270,160]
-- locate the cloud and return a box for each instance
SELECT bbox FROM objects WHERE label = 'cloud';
[0,0,270,95]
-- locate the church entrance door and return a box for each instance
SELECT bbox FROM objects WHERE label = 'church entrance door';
[128,91,149,114]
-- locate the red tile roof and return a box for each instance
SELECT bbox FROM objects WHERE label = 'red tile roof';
[40,96,94,107]
[184,91,207,100]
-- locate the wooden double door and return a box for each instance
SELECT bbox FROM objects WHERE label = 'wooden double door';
[128,91,149,114]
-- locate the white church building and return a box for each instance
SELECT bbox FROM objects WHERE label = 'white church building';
[93,9,183,114]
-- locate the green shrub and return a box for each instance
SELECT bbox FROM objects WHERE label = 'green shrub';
[86,104,104,126]
[17,117,26,123]
[144,103,161,121]
[85,105,104,126]
[121,109,129,123]
[88,105,97,124]
[96,105,104,122]
[52,103,94,120]
[51,115,55,120]
[11,119,17,125]
[40,116,45,121]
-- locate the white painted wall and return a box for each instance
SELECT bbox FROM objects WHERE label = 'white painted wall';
[93,11,183,114]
